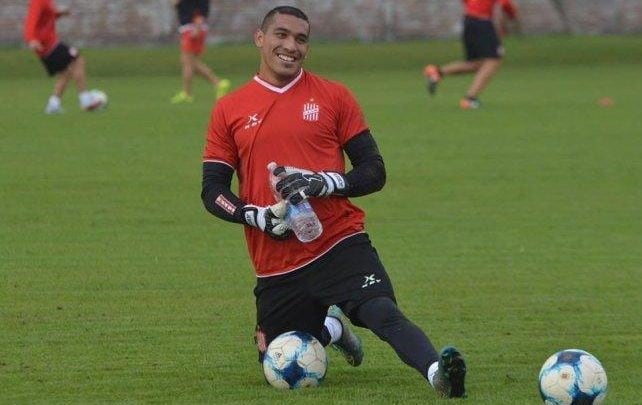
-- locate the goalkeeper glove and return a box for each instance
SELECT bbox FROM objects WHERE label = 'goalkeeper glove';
[240,201,291,240]
[273,165,347,204]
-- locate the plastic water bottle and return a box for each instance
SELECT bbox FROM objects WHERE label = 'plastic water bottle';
[285,198,323,243]
[267,162,323,243]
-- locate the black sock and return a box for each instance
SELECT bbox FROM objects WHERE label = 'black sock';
[319,326,332,346]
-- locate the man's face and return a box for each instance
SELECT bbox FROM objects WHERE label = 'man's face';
[254,13,310,85]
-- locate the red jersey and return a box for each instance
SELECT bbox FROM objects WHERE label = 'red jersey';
[24,0,61,57]
[203,70,369,277]
[463,0,517,20]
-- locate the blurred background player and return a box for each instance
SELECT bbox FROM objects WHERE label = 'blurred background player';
[24,0,105,114]
[171,0,230,104]
[423,0,518,109]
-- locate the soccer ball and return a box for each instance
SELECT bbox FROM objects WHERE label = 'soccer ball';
[87,89,108,111]
[262,331,327,389]
[538,349,607,404]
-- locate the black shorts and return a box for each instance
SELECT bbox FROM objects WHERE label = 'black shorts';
[463,16,503,60]
[40,42,78,76]
[254,233,396,355]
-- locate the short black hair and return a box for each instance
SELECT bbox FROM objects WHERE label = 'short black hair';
[260,6,309,32]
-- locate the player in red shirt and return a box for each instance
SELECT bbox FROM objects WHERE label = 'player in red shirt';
[24,0,105,114]
[202,6,467,398]
[423,0,518,109]
[170,0,230,104]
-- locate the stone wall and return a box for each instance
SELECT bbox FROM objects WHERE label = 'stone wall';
[2,0,641,47]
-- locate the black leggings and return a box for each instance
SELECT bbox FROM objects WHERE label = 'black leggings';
[356,296,439,379]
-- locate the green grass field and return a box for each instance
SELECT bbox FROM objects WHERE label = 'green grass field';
[1,36,641,403]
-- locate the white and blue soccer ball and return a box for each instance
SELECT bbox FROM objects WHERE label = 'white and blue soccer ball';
[539,349,607,404]
[262,331,327,389]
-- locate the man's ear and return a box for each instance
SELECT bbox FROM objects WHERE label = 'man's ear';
[254,29,264,48]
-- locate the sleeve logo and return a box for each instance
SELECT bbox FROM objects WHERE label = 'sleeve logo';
[215,194,237,215]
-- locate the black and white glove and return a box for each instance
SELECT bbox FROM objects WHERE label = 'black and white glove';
[273,165,347,204]
[240,201,291,240]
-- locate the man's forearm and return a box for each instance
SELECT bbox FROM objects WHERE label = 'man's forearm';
[201,161,245,223]
[342,130,386,197]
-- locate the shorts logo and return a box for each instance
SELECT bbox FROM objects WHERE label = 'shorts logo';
[302,100,319,122]
[362,273,381,288]
[244,113,262,130]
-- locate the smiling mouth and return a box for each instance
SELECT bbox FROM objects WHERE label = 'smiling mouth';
[277,53,296,63]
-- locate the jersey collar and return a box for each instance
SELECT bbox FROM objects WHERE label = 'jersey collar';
[253,69,304,94]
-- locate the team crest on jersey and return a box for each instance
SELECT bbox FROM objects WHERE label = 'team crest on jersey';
[244,113,262,130]
[302,100,320,122]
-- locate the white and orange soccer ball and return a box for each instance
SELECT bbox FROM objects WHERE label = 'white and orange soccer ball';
[262,331,327,389]
[85,89,108,111]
